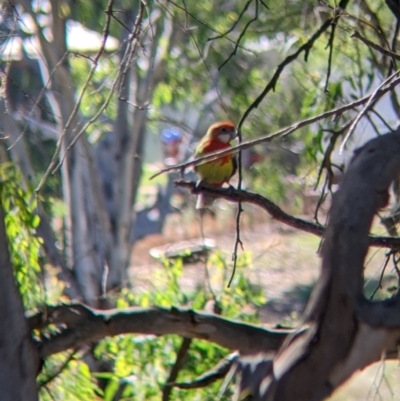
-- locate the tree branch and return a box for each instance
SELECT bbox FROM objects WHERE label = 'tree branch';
[150,74,400,180]
[162,337,192,401]
[31,304,294,358]
[175,180,400,249]
[170,352,239,389]
[340,69,400,152]
[351,30,400,61]
[237,0,350,130]
[247,131,400,401]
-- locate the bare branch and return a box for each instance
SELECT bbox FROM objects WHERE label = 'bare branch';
[351,30,400,61]
[324,24,336,92]
[150,75,400,180]
[218,0,259,70]
[162,337,192,401]
[208,0,253,42]
[175,180,400,249]
[165,0,256,54]
[340,70,400,152]
[237,0,350,131]
[31,304,293,358]
[169,352,239,389]
[369,251,391,300]
[229,200,244,287]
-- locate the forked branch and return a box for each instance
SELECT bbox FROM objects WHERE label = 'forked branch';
[239,131,400,401]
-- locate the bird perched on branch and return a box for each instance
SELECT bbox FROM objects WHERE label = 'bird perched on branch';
[194,121,237,209]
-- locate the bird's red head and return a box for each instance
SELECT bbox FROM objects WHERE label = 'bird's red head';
[207,121,236,143]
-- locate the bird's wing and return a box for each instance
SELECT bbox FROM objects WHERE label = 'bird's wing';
[194,136,213,157]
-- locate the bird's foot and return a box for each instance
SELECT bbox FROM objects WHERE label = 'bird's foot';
[227,183,237,194]
[194,179,205,193]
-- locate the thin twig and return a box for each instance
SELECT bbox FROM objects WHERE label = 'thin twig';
[185,21,230,117]
[314,176,329,226]
[169,352,238,389]
[208,0,253,41]
[118,1,147,94]
[150,75,400,180]
[369,251,391,300]
[229,201,244,288]
[324,23,337,92]
[351,30,400,61]
[237,0,350,132]
[35,0,116,193]
[41,385,57,401]
[340,69,400,153]
[392,252,400,295]
[164,0,256,54]
[366,113,381,137]
[162,337,192,401]
[314,125,349,190]
[371,109,395,132]
[54,1,146,177]
[7,52,69,151]
[219,0,259,70]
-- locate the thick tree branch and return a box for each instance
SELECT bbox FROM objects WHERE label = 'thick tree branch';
[31,304,293,358]
[175,180,400,249]
[248,131,400,401]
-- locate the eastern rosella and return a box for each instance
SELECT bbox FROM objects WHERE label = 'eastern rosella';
[194,121,237,209]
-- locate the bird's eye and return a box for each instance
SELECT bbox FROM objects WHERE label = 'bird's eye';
[221,127,227,133]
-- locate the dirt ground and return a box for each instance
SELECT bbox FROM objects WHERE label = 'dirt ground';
[130,202,321,322]
[129,200,400,400]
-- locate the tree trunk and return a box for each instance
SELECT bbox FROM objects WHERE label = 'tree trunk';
[238,132,400,400]
[0,194,39,400]
[29,1,112,305]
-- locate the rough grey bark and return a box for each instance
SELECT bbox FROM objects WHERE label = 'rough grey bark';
[0,204,39,400]
[236,131,400,401]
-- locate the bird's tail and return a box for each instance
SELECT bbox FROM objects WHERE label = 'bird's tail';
[196,193,215,209]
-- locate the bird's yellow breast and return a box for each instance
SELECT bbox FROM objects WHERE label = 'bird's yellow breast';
[196,158,235,185]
